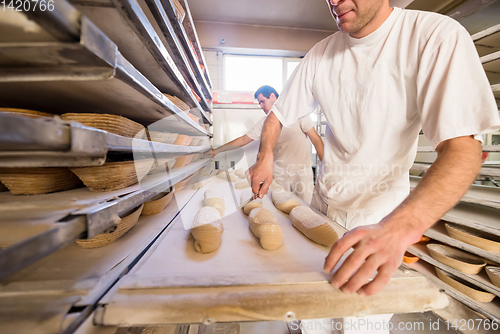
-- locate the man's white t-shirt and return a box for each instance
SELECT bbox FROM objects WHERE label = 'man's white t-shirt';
[270,7,500,213]
[246,115,314,172]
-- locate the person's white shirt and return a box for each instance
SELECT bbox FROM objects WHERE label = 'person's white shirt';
[246,115,316,203]
[270,7,500,224]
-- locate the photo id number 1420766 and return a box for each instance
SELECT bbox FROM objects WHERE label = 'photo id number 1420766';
[2,0,55,11]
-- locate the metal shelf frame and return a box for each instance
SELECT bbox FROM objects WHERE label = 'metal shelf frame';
[0,17,211,137]
[412,162,500,178]
[0,114,210,167]
[0,158,211,281]
[157,0,212,98]
[177,0,212,89]
[68,0,212,120]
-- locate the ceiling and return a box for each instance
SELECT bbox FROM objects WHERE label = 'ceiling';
[188,0,414,32]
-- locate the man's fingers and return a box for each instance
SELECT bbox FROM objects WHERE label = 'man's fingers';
[258,177,272,198]
[324,229,367,274]
[357,265,395,296]
[330,244,375,290]
[339,254,382,294]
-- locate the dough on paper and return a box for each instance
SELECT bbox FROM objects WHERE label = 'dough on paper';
[271,189,301,214]
[289,206,339,247]
[235,169,246,179]
[191,206,224,253]
[216,172,237,182]
[204,189,225,216]
[248,207,283,250]
[235,180,250,189]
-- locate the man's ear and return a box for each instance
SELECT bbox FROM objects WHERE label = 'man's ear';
[270,93,277,100]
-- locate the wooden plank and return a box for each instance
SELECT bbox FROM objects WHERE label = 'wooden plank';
[96,180,448,325]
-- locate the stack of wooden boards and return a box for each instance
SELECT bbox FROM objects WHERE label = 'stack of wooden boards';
[0,108,206,195]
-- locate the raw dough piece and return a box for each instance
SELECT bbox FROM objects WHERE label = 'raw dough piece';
[240,191,263,215]
[204,189,225,216]
[289,206,339,247]
[248,207,283,250]
[271,189,301,214]
[235,180,250,189]
[193,178,212,190]
[216,172,237,182]
[235,169,246,179]
[191,206,224,253]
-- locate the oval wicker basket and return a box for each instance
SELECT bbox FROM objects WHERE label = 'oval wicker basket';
[173,154,195,169]
[148,131,178,144]
[164,94,190,113]
[76,204,144,249]
[0,167,82,195]
[174,174,194,192]
[142,190,174,216]
[445,223,500,253]
[0,108,54,118]
[173,134,193,146]
[61,113,145,138]
[70,159,154,192]
[486,266,500,289]
[427,244,486,274]
[149,158,177,175]
[435,267,496,303]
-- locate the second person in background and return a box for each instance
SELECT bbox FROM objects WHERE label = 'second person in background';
[212,85,324,204]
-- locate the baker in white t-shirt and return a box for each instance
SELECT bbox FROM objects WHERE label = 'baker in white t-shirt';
[249,0,500,297]
[212,85,324,204]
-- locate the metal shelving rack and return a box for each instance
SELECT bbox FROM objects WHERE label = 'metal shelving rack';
[68,0,212,119]
[0,1,216,326]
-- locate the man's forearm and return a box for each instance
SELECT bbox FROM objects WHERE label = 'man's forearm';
[214,135,252,156]
[386,136,482,239]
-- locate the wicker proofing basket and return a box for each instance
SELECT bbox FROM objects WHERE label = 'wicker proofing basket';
[445,223,500,253]
[435,267,496,303]
[164,94,190,113]
[61,113,145,138]
[0,167,82,195]
[174,174,194,192]
[0,108,54,118]
[149,158,177,175]
[173,134,193,146]
[142,190,174,216]
[486,266,500,288]
[70,159,154,192]
[148,131,178,144]
[76,204,144,249]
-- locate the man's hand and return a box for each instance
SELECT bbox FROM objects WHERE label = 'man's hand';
[324,213,422,296]
[204,149,215,159]
[249,152,274,198]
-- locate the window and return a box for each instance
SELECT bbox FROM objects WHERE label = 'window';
[223,55,302,93]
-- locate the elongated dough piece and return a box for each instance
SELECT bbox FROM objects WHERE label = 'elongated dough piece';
[271,189,301,214]
[235,180,250,189]
[216,172,237,182]
[240,191,263,215]
[191,207,224,253]
[289,206,339,247]
[204,189,225,216]
[193,178,212,190]
[235,169,246,179]
[248,208,283,250]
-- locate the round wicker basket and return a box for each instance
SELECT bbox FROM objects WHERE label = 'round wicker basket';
[0,167,82,195]
[142,190,174,216]
[61,113,145,138]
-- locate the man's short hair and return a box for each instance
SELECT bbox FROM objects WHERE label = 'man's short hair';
[254,85,279,99]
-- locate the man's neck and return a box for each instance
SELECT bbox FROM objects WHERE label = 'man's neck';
[350,6,394,39]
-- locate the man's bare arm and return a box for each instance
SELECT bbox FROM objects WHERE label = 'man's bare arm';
[249,112,283,197]
[324,135,482,296]
[208,135,254,158]
[305,127,324,161]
